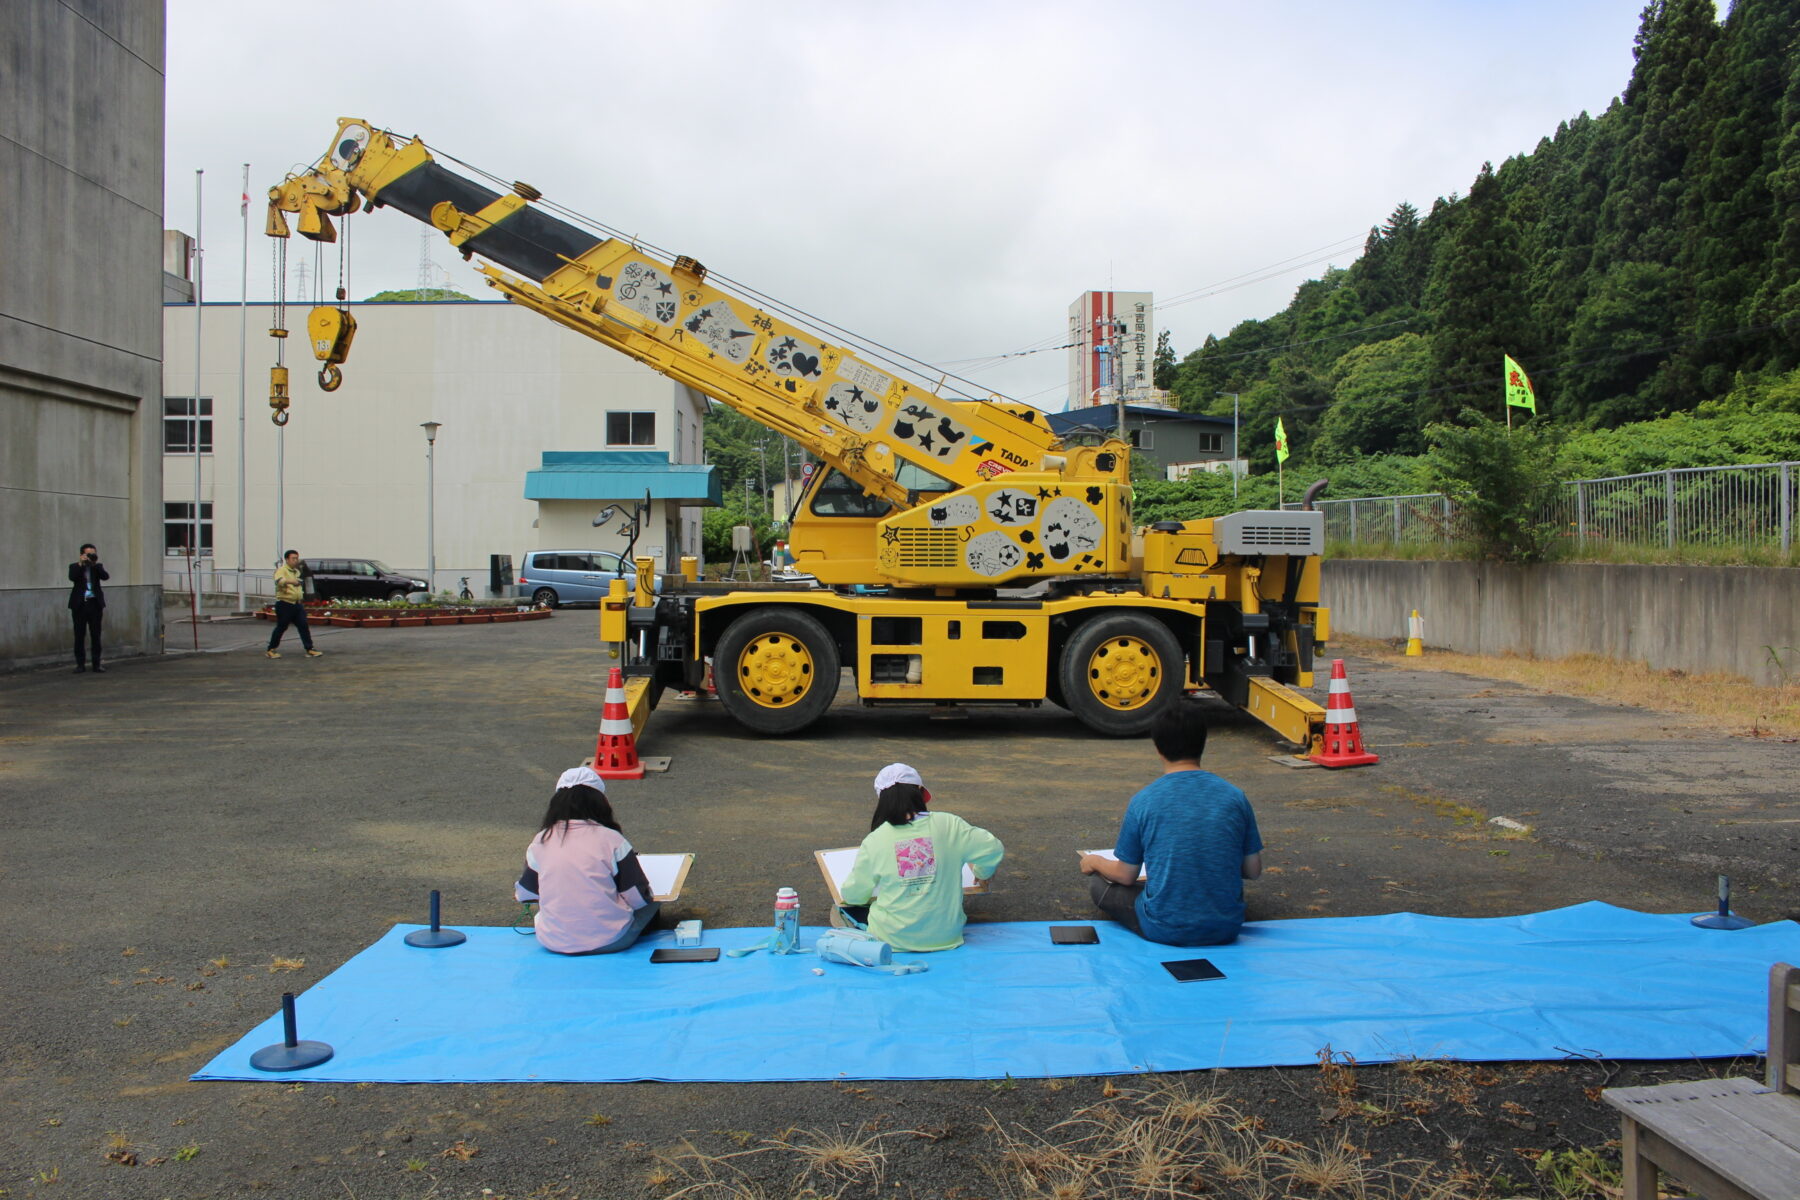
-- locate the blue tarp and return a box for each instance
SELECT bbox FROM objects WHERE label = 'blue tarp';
[192,903,1800,1083]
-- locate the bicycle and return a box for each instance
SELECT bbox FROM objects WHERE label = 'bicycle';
[458,576,473,602]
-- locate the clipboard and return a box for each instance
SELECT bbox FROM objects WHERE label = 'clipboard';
[1079,848,1148,883]
[637,853,694,903]
[814,847,989,904]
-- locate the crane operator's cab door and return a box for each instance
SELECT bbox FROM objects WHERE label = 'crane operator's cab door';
[790,464,950,586]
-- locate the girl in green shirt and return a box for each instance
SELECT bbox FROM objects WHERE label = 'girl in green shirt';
[840,782,1004,952]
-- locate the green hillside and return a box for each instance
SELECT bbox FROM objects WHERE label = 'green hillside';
[1163,0,1800,478]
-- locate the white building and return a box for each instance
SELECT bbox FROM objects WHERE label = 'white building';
[160,299,717,599]
[1066,290,1156,411]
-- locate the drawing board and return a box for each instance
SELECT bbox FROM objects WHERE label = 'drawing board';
[638,853,694,902]
[1079,849,1148,883]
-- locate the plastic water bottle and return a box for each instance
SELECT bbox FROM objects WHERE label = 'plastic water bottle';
[773,887,799,953]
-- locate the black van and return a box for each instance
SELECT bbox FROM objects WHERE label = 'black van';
[304,559,429,602]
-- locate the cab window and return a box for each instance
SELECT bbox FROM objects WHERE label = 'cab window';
[809,468,892,518]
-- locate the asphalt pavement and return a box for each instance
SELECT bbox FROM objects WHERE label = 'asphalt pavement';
[1,606,1792,1197]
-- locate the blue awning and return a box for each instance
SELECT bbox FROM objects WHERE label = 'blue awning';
[523,451,721,504]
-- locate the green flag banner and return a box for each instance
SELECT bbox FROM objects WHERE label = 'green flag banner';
[1504,354,1537,413]
[1274,417,1290,464]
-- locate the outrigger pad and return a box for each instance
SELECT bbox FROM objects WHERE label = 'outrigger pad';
[193,903,1800,1083]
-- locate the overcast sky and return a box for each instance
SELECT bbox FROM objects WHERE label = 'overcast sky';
[165,0,1650,410]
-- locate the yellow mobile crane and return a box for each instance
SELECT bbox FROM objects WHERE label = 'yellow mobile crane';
[268,119,1340,750]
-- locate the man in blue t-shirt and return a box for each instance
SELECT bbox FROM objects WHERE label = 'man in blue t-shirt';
[1079,698,1263,945]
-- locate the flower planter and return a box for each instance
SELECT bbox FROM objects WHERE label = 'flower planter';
[491,611,522,623]
[327,614,359,627]
[519,608,553,621]
[458,612,491,624]
[394,616,427,627]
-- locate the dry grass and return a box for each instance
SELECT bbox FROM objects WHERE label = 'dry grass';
[1337,634,1800,740]
[984,1077,1491,1200]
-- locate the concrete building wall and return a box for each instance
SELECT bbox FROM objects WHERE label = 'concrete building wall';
[1,0,166,666]
[161,302,709,595]
[1322,560,1800,687]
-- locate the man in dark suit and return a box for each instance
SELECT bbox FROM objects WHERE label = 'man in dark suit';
[68,542,109,673]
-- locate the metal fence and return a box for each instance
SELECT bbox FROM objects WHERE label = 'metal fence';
[1295,461,1799,557]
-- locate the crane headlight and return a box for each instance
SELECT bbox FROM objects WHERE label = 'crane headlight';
[331,124,370,171]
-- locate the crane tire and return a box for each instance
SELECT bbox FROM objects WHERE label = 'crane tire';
[714,608,840,736]
[1058,613,1184,737]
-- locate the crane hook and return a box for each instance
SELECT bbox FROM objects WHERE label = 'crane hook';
[318,364,343,392]
[272,409,290,427]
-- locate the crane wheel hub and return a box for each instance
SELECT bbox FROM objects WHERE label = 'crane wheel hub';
[736,633,815,708]
[1085,635,1162,711]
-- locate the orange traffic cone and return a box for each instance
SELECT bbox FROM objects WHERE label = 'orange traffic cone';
[1310,659,1380,768]
[592,667,646,779]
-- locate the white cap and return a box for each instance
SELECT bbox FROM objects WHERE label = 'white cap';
[556,765,606,794]
[873,762,923,794]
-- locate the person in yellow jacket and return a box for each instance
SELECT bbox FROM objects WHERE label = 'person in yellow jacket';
[840,765,1003,952]
[267,550,323,659]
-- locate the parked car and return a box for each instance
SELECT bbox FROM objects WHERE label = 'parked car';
[303,558,429,602]
[516,550,662,608]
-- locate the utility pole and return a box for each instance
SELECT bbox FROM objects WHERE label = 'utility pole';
[1217,392,1240,502]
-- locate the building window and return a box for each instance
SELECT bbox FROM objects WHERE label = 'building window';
[164,396,213,454]
[1128,428,1153,450]
[1197,432,1224,454]
[163,501,214,555]
[606,411,656,446]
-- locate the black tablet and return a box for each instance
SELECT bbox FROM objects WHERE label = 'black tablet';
[650,947,720,963]
[1049,926,1100,945]
[1161,958,1225,982]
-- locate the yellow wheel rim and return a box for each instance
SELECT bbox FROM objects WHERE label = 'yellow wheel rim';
[736,632,816,709]
[1085,635,1162,712]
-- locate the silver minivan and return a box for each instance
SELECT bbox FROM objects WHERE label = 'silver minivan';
[517,550,661,608]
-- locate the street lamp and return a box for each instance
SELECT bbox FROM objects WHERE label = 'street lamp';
[421,421,441,594]
[1216,392,1240,501]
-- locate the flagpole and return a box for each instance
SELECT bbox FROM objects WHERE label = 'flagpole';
[237,163,249,612]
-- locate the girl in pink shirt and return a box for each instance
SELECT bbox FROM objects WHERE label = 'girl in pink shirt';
[515,767,659,955]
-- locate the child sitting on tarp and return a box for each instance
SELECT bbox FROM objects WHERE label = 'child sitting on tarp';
[515,766,660,955]
[839,763,1004,952]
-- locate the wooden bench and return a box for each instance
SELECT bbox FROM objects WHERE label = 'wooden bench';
[1602,962,1800,1200]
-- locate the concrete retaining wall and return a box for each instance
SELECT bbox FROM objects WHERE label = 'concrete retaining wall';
[1322,561,1800,686]
[0,586,165,670]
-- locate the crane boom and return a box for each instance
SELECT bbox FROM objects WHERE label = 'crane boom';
[268,120,1089,513]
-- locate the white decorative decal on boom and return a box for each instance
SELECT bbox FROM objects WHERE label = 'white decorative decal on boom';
[765,334,825,379]
[682,299,754,362]
[890,401,970,465]
[823,382,884,434]
[615,261,679,324]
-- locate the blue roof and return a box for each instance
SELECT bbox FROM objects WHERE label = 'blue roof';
[1047,406,1236,437]
[524,451,721,504]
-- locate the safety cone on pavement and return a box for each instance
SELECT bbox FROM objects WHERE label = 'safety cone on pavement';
[1310,659,1380,768]
[592,667,646,779]
[1405,609,1424,657]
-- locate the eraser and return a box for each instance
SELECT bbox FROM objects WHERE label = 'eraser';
[673,919,702,946]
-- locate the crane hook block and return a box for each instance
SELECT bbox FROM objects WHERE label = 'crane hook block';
[269,365,291,425]
[306,304,357,373]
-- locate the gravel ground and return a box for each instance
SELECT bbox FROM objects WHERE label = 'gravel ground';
[1,608,1792,1198]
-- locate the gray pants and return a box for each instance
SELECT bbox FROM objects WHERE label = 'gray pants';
[1089,876,1144,935]
[557,901,661,956]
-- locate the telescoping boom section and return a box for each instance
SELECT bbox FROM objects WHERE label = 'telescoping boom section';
[266,119,1344,753]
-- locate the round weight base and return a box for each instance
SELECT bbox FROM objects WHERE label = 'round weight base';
[404,927,467,948]
[1691,912,1754,930]
[250,1039,334,1071]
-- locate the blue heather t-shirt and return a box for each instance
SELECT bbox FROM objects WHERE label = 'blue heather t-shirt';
[1114,769,1262,946]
